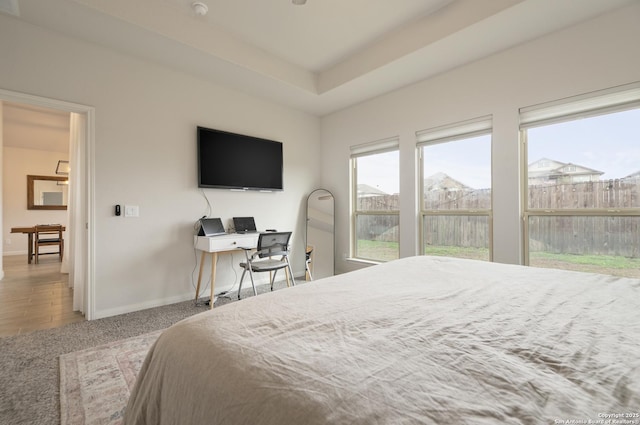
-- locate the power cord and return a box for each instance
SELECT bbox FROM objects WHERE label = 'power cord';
[191,239,211,307]
[200,189,212,218]
[192,217,212,306]
[219,252,240,298]
[191,238,242,306]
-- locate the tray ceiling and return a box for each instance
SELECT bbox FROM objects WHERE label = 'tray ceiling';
[4,0,637,116]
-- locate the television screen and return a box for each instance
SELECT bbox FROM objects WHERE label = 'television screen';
[197,126,284,191]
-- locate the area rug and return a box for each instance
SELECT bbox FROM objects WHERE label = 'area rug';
[59,330,163,425]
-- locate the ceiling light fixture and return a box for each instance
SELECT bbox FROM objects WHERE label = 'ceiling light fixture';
[292,0,307,5]
[56,160,70,175]
[192,2,208,16]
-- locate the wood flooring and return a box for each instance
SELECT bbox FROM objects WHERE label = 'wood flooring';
[0,255,85,337]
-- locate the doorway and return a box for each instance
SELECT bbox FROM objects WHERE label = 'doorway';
[1,89,94,322]
[0,255,84,336]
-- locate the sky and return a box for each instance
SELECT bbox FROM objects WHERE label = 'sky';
[357,151,400,194]
[527,108,640,181]
[357,108,640,193]
[422,134,491,189]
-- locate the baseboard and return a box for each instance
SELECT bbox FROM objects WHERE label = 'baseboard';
[93,292,195,320]
[92,272,307,320]
[3,250,27,256]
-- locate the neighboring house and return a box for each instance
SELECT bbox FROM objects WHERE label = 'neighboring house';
[357,184,389,198]
[423,172,470,192]
[623,170,640,182]
[528,158,604,185]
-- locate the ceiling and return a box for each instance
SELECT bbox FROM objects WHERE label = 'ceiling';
[3,102,71,152]
[1,0,636,151]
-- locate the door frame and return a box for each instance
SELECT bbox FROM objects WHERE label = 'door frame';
[0,89,95,319]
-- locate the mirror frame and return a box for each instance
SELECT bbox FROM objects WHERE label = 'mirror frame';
[27,175,68,210]
[306,188,335,278]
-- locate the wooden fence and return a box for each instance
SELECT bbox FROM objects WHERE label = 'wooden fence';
[528,215,639,257]
[356,180,639,257]
[528,179,638,209]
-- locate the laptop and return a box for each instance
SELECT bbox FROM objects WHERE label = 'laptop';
[233,217,257,233]
[198,218,226,236]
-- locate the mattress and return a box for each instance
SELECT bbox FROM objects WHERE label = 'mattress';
[124,256,640,425]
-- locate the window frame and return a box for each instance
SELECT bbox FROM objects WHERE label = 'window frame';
[417,116,493,261]
[520,82,640,268]
[350,138,400,263]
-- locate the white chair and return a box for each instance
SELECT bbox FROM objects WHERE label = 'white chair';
[238,232,295,299]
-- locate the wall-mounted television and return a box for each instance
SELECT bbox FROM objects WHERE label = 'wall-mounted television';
[197,126,284,191]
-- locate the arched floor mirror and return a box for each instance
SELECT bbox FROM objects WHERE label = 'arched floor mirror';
[305,189,335,280]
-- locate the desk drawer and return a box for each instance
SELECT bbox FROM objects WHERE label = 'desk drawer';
[196,234,259,252]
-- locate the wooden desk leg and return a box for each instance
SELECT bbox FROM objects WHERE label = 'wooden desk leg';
[209,252,218,310]
[195,251,206,302]
[27,233,34,264]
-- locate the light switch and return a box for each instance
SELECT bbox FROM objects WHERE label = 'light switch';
[124,205,139,217]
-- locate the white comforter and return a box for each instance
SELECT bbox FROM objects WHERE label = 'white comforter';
[124,256,640,425]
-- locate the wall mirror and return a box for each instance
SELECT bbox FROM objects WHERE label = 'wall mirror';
[305,189,335,280]
[27,175,68,210]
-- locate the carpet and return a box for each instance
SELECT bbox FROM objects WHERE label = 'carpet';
[59,330,162,425]
[0,299,209,425]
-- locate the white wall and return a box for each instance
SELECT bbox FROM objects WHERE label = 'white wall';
[2,146,70,255]
[321,3,640,274]
[0,102,3,279]
[0,15,321,318]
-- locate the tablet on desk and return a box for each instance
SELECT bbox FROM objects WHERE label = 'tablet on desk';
[198,218,226,236]
[233,217,257,233]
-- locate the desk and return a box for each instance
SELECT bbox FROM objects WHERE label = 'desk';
[11,225,66,264]
[195,233,259,309]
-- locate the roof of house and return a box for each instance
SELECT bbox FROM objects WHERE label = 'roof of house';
[528,158,604,179]
[424,172,470,191]
[357,184,389,197]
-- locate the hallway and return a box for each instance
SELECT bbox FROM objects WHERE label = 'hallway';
[0,255,84,337]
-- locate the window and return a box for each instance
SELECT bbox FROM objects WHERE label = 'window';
[417,116,492,261]
[350,138,399,262]
[521,82,640,278]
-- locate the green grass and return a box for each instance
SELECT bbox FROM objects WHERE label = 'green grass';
[530,251,640,269]
[356,240,640,278]
[355,241,489,262]
[423,245,489,261]
[530,252,640,278]
[356,240,399,262]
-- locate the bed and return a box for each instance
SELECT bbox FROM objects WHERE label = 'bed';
[124,256,640,425]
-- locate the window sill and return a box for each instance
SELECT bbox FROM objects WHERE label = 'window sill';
[345,257,382,266]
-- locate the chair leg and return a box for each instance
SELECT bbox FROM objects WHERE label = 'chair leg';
[248,268,258,296]
[287,262,296,287]
[238,268,247,299]
[270,269,279,291]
